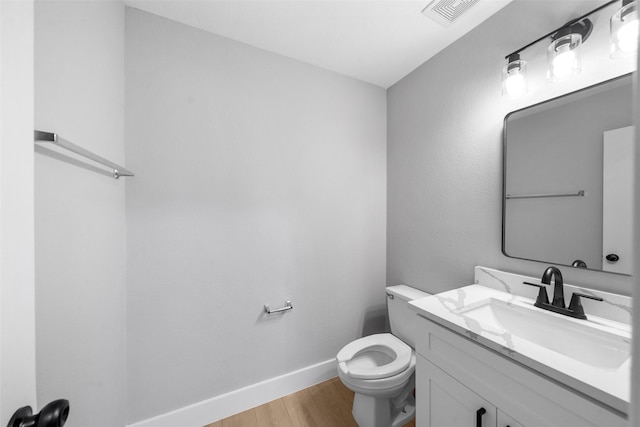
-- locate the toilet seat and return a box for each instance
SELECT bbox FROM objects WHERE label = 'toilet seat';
[336,333,412,380]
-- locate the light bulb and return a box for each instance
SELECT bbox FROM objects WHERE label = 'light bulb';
[617,18,639,52]
[552,48,577,79]
[502,54,528,98]
[504,73,527,97]
[547,33,582,81]
[611,1,638,58]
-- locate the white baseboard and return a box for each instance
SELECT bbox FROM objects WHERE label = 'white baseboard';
[127,358,337,427]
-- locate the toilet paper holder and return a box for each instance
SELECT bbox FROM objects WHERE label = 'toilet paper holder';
[264,301,293,314]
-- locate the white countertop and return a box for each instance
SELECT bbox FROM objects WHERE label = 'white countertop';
[410,284,631,415]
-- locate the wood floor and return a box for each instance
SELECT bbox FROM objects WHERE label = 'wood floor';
[204,377,416,427]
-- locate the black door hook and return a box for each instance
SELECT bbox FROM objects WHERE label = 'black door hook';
[7,399,69,427]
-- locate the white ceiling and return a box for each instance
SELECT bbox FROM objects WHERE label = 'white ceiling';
[124,0,513,88]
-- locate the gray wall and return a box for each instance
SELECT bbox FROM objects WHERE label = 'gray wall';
[387,0,633,296]
[125,8,387,423]
[34,1,127,427]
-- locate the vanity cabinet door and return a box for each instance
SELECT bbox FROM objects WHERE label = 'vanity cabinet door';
[417,355,496,427]
[497,410,524,427]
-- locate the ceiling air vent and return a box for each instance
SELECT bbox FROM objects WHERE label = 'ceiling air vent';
[421,0,480,27]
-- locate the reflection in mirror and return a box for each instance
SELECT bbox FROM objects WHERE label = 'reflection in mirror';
[503,74,633,275]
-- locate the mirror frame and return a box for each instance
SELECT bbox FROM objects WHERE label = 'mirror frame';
[501,73,633,274]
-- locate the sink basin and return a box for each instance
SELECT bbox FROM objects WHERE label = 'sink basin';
[457,298,630,370]
[409,284,631,413]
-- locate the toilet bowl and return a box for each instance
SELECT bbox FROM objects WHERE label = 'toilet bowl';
[336,285,429,427]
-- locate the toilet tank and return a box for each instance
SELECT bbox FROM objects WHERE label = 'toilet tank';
[386,285,430,348]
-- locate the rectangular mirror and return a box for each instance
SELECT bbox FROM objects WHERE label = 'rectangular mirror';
[503,73,633,275]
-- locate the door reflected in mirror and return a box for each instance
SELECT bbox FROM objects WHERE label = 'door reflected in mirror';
[503,74,633,275]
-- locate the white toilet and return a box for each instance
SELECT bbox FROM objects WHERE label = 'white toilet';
[336,285,429,427]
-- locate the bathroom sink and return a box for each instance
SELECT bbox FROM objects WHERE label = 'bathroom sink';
[457,297,630,370]
[409,284,631,413]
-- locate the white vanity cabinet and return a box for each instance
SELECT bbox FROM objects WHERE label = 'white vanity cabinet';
[415,316,627,427]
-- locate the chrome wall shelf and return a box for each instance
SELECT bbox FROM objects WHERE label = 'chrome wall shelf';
[34,130,134,179]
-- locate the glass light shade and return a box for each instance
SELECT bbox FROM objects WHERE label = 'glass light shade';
[547,33,582,82]
[610,1,638,58]
[502,58,528,98]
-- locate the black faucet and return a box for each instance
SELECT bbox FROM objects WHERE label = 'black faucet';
[524,266,603,320]
[542,266,565,308]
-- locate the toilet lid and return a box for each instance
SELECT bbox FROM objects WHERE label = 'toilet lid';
[336,334,412,380]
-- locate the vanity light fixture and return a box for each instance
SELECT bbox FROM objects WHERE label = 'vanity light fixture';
[502,53,528,98]
[502,0,637,98]
[610,0,639,57]
[547,19,592,82]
